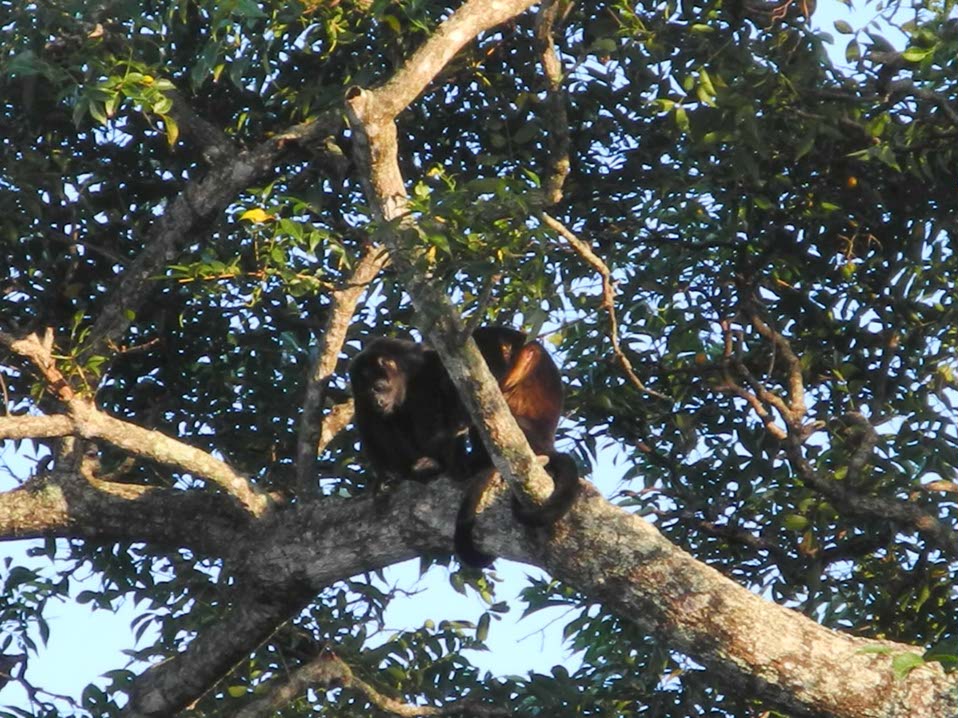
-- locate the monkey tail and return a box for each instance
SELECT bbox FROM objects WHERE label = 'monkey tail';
[454,470,498,568]
[511,452,580,527]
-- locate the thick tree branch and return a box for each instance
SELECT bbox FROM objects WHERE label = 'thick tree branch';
[124,585,313,718]
[0,415,73,440]
[719,307,956,559]
[295,244,389,497]
[124,475,956,718]
[0,470,247,554]
[786,441,958,560]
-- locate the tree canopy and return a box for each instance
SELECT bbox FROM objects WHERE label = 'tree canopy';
[1,0,956,716]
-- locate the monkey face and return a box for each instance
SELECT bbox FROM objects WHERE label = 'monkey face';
[351,354,405,414]
[368,355,406,414]
[350,339,423,416]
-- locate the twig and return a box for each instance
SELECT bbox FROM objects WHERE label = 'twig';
[539,212,669,401]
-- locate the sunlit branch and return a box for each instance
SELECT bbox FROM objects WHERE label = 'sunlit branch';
[295,244,389,498]
[233,649,510,718]
[534,0,572,204]
[373,0,539,118]
[540,212,669,401]
[1,329,268,515]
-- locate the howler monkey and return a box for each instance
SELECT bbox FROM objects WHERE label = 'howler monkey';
[350,329,579,569]
[455,327,579,568]
[349,337,469,487]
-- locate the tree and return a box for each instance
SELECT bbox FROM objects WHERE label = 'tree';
[1,0,955,715]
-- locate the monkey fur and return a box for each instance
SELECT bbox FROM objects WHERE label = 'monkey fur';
[454,326,579,567]
[350,329,579,569]
[349,337,469,487]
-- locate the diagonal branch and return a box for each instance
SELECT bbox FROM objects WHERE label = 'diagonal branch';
[741,298,808,423]
[68,401,268,515]
[540,213,669,401]
[1,329,268,515]
[86,112,342,356]
[124,586,314,718]
[295,244,389,497]
[373,0,539,118]
[339,0,569,513]
[233,649,510,718]
[163,88,235,163]
[785,439,958,560]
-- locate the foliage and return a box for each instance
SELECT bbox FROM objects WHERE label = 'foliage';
[1,0,956,715]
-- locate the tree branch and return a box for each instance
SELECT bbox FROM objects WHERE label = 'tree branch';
[68,400,269,515]
[85,112,342,356]
[343,0,566,512]
[0,414,73,440]
[317,399,354,455]
[119,479,449,718]
[541,213,669,401]
[124,585,314,718]
[233,649,510,718]
[373,0,539,119]
[0,470,247,554]
[163,88,235,163]
[123,475,955,718]
[1,329,269,515]
[295,244,389,497]
[534,0,571,205]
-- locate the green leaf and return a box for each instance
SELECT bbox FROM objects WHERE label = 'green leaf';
[833,20,854,34]
[845,39,861,63]
[891,652,925,679]
[901,46,933,62]
[162,114,179,148]
[477,612,490,642]
[783,515,809,531]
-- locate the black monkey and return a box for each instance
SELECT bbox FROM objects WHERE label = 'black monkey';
[454,326,579,568]
[349,337,469,487]
[350,330,579,569]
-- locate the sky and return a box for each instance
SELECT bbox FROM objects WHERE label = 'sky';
[0,0,917,714]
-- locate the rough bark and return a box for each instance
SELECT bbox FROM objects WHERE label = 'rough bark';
[107,474,955,718]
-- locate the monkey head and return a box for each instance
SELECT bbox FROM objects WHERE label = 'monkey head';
[349,338,424,415]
